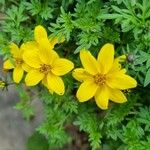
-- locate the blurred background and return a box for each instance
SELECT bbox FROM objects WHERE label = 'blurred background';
[0,58,43,150]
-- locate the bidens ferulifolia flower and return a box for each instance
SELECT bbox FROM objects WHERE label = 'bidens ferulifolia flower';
[72,43,137,110]
[23,25,74,95]
[3,43,30,83]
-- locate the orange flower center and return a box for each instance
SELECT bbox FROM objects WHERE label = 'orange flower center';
[40,64,51,74]
[15,58,23,65]
[94,74,106,86]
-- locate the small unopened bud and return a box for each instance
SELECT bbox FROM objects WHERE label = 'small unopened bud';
[127,53,135,63]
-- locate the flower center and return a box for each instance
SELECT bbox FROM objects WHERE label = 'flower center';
[15,58,23,65]
[94,74,106,86]
[39,64,51,74]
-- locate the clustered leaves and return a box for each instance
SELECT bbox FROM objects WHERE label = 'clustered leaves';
[0,0,150,150]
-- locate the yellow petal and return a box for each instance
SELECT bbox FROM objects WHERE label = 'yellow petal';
[119,69,126,74]
[21,41,38,51]
[13,66,24,83]
[95,86,109,110]
[108,87,127,103]
[76,80,98,102]
[47,73,65,95]
[9,43,20,58]
[42,77,54,94]
[34,25,48,42]
[34,25,52,50]
[107,71,137,90]
[23,49,42,68]
[39,49,59,65]
[72,68,92,82]
[22,63,31,72]
[98,43,114,74]
[109,55,126,73]
[50,37,58,48]
[49,36,65,49]
[80,49,99,75]
[115,55,126,63]
[51,58,74,76]
[39,38,53,50]
[25,70,44,86]
[3,59,14,69]
[42,77,48,87]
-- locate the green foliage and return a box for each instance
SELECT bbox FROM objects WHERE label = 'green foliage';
[130,50,150,86]
[74,104,102,150]
[14,84,34,120]
[27,131,49,150]
[0,34,10,56]
[73,1,104,53]
[25,0,53,20]
[1,2,32,43]
[0,0,5,12]
[99,0,150,47]
[137,107,150,131]
[49,0,106,53]
[37,85,78,149]
[49,7,74,42]
[1,0,150,150]
[144,68,150,87]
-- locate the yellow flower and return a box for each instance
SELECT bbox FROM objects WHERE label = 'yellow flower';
[0,80,6,88]
[72,43,137,110]
[23,26,74,95]
[3,43,30,83]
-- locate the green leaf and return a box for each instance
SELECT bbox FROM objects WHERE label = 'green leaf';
[112,5,122,13]
[25,0,53,20]
[146,59,150,69]
[98,14,122,20]
[144,68,150,87]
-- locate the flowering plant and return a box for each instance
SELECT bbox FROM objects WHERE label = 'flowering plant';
[0,0,150,149]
